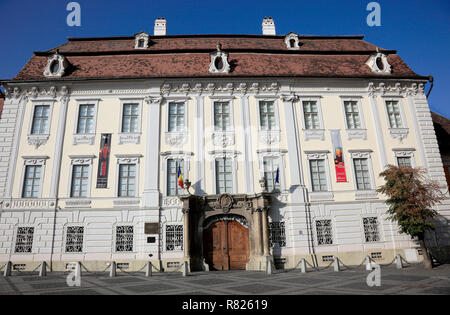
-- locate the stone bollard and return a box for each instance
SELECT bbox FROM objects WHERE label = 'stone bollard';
[333,257,340,272]
[266,259,272,275]
[366,256,372,271]
[146,262,152,277]
[39,262,47,277]
[109,262,116,277]
[3,261,12,277]
[300,258,307,273]
[182,261,188,277]
[395,254,403,269]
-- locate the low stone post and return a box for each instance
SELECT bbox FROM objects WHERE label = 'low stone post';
[146,262,152,277]
[39,262,47,277]
[266,259,272,275]
[110,262,116,277]
[182,261,188,277]
[395,254,403,269]
[366,256,372,271]
[300,258,307,273]
[333,257,340,272]
[3,261,12,277]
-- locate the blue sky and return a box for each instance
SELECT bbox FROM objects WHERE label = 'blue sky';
[0,0,449,117]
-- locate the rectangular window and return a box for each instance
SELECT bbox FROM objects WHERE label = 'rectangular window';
[167,159,184,196]
[214,102,231,131]
[363,217,380,242]
[71,165,89,198]
[310,160,328,192]
[269,222,286,247]
[397,157,412,167]
[31,105,50,135]
[168,103,185,132]
[316,220,333,245]
[263,157,280,192]
[15,227,34,253]
[65,226,84,253]
[386,101,403,128]
[118,164,136,197]
[22,165,42,198]
[303,101,320,130]
[259,101,276,131]
[166,225,183,251]
[353,158,372,190]
[215,158,233,194]
[76,104,95,134]
[116,226,134,252]
[344,101,361,129]
[122,103,139,133]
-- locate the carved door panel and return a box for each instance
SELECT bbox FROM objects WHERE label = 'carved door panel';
[227,221,250,270]
[203,221,229,271]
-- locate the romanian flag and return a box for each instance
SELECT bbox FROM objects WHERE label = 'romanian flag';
[275,167,280,184]
[177,166,184,189]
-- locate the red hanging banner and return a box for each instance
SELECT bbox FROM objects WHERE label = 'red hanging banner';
[330,130,347,183]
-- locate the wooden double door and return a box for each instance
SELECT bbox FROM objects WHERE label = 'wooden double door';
[203,220,250,270]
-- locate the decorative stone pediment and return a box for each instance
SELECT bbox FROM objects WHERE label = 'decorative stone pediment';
[389,128,409,141]
[285,32,300,50]
[44,51,69,78]
[135,31,150,49]
[259,130,281,145]
[209,43,230,74]
[366,52,391,74]
[165,132,188,147]
[212,131,235,147]
[27,134,49,148]
[73,134,95,145]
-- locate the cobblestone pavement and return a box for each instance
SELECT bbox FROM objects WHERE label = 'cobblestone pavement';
[0,264,449,295]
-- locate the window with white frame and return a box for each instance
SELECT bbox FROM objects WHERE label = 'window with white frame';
[269,222,286,247]
[165,225,183,251]
[167,159,184,196]
[121,103,139,133]
[15,227,34,253]
[215,158,233,194]
[118,164,136,197]
[214,102,231,132]
[263,157,280,192]
[363,217,380,242]
[65,226,84,253]
[22,165,42,198]
[309,159,328,192]
[76,104,95,134]
[115,226,134,252]
[385,100,403,128]
[259,101,276,131]
[397,157,412,167]
[344,101,362,129]
[31,105,50,135]
[302,101,320,130]
[70,165,89,198]
[316,220,333,245]
[353,158,372,190]
[168,102,185,132]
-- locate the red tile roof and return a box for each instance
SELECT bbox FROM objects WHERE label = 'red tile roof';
[9,34,426,81]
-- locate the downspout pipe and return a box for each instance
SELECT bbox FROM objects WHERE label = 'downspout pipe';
[426,75,434,99]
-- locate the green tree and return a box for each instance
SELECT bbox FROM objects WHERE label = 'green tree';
[377,165,446,269]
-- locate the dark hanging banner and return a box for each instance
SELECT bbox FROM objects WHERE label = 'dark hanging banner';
[96,134,111,188]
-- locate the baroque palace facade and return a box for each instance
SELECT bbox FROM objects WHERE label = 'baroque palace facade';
[0,18,449,271]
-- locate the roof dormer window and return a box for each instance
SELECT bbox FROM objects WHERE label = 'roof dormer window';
[209,43,230,74]
[366,52,392,74]
[43,50,68,78]
[134,31,149,49]
[285,33,300,50]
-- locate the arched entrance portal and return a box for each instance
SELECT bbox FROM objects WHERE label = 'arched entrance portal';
[203,215,250,270]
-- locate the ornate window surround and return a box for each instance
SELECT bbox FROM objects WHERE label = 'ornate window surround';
[160,151,193,199]
[298,96,325,141]
[304,151,334,201]
[381,96,409,141]
[348,150,378,200]
[393,148,416,167]
[114,154,142,199]
[164,97,190,147]
[255,96,281,145]
[209,43,231,74]
[365,52,392,74]
[134,32,150,49]
[208,150,240,194]
[63,224,86,254]
[118,98,143,145]
[72,99,100,146]
[27,99,55,148]
[43,52,69,78]
[339,96,367,140]
[209,96,236,147]
[66,155,95,205]
[285,32,300,50]
[256,149,287,192]
[19,156,49,199]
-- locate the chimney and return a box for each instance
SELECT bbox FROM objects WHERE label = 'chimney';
[262,17,276,35]
[154,18,167,36]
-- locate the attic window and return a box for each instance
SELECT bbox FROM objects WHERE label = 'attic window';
[376,57,384,71]
[366,52,392,74]
[214,57,224,71]
[209,43,230,74]
[285,33,300,50]
[138,39,145,48]
[43,51,68,78]
[134,32,149,49]
[50,61,60,74]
